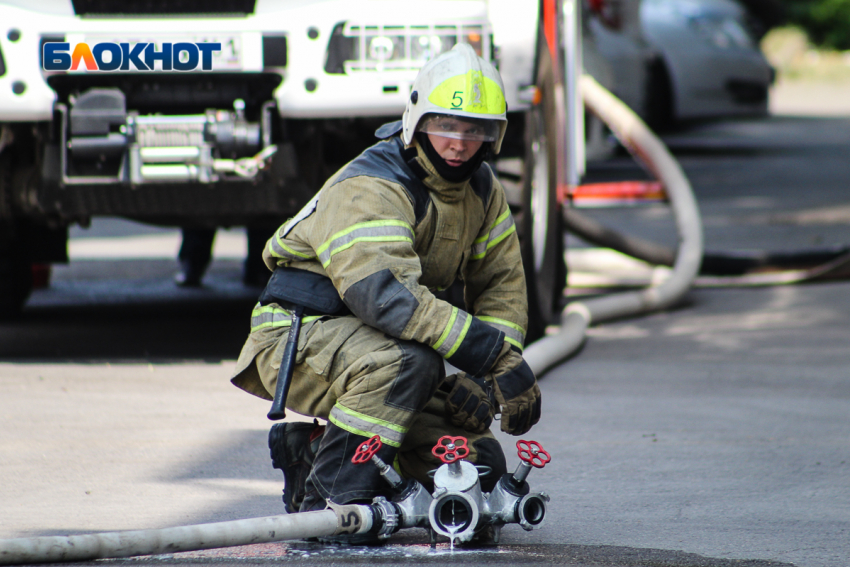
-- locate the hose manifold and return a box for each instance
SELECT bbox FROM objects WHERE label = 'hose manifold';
[516,492,550,531]
[353,435,553,544]
[428,490,480,542]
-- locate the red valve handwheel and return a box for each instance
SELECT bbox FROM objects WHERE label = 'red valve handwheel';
[431,435,469,464]
[351,435,382,464]
[516,440,551,468]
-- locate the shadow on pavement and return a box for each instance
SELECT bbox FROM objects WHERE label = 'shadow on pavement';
[0,260,260,361]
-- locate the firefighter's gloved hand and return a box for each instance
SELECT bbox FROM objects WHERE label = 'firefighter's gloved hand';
[443,372,496,434]
[488,343,541,436]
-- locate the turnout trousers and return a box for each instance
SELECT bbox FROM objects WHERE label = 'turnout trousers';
[233,314,507,503]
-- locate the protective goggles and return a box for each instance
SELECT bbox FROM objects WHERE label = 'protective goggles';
[417,114,500,142]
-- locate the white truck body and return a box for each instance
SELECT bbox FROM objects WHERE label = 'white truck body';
[0,0,536,121]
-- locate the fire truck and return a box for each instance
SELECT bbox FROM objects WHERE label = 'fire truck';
[0,0,605,338]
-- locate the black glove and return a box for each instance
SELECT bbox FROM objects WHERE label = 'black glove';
[443,372,496,433]
[488,345,542,435]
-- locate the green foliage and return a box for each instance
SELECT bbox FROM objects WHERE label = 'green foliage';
[762,26,850,83]
[784,0,850,50]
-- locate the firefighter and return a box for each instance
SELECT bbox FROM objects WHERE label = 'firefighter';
[230,43,541,542]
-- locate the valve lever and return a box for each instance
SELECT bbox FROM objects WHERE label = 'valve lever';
[352,435,382,464]
[431,435,469,464]
[351,435,404,489]
[513,440,551,483]
[517,440,551,468]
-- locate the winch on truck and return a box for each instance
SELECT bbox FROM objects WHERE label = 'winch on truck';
[60,89,276,184]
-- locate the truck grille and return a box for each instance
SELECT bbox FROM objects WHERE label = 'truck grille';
[47,73,281,117]
[71,0,256,16]
[325,21,491,75]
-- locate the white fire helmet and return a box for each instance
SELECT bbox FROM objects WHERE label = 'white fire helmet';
[402,43,508,154]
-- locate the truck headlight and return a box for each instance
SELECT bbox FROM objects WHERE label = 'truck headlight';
[688,15,754,50]
[324,21,488,75]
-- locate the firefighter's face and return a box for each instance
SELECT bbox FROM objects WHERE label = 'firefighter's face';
[427,133,484,166]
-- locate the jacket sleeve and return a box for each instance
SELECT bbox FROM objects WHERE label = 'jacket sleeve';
[462,174,529,351]
[300,175,505,378]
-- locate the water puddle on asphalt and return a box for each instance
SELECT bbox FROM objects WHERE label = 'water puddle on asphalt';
[104,540,793,566]
[109,538,528,563]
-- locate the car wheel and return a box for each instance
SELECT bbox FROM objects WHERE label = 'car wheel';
[518,50,566,343]
[644,57,675,132]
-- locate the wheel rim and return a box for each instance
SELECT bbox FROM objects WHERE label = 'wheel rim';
[530,133,549,274]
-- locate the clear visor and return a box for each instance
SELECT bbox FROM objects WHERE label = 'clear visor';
[417,114,500,142]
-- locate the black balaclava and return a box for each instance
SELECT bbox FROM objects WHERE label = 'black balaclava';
[416,132,490,183]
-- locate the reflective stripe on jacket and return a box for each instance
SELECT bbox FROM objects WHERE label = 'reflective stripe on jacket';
[260,125,527,378]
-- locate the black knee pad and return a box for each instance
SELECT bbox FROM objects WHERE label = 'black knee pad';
[473,437,508,493]
[384,339,445,412]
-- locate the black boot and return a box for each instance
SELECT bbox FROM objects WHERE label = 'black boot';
[268,420,325,514]
[174,260,207,287]
[174,228,214,287]
[300,422,399,545]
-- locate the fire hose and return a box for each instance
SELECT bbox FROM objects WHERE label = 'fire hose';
[525,74,704,375]
[0,506,373,565]
[563,204,850,286]
[0,437,551,564]
[531,74,850,378]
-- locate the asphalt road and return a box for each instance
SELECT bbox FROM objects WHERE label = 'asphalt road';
[1,116,849,567]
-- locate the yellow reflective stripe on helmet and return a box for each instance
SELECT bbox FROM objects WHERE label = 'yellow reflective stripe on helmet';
[250,304,322,333]
[471,209,516,260]
[329,404,406,447]
[479,316,525,351]
[428,70,506,115]
[317,220,413,268]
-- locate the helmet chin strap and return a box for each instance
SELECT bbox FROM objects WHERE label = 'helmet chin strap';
[417,133,490,183]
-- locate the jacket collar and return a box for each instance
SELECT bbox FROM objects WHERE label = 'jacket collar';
[405,138,469,203]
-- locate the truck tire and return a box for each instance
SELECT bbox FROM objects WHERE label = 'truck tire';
[519,50,567,342]
[0,152,33,318]
[0,221,32,318]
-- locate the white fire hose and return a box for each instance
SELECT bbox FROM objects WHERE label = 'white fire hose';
[525,75,704,376]
[0,434,552,564]
[0,504,373,565]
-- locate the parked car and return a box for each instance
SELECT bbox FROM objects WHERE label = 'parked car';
[640,0,775,128]
[583,0,656,157]
[585,0,654,120]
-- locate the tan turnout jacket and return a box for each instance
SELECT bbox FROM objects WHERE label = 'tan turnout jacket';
[233,124,527,397]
